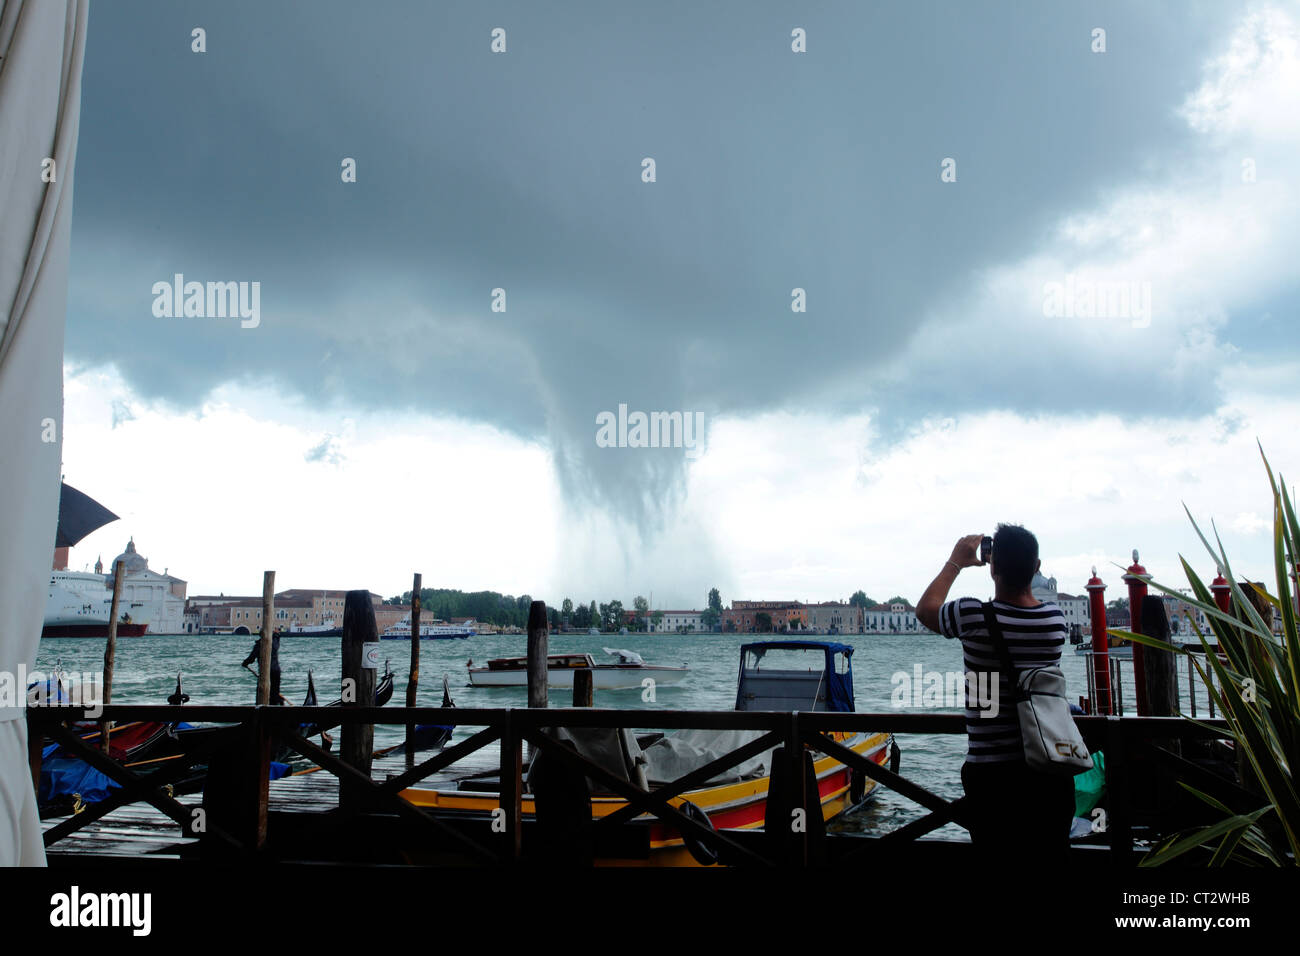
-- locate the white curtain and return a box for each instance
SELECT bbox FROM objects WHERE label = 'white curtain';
[0,0,88,867]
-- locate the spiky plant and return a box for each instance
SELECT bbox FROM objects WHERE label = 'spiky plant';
[1116,445,1298,866]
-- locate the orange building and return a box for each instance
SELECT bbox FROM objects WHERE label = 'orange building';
[724,600,808,633]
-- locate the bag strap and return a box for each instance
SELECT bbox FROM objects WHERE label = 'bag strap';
[980,601,1021,697]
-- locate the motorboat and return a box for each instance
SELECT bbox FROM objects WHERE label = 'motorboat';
[467,647,688,690]
[285,618,342,636]
[403,640,895,865]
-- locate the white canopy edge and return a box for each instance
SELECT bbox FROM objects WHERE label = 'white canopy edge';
[0,0,89,867]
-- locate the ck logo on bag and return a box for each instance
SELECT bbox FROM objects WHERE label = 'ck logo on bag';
[1056,741,1088,759]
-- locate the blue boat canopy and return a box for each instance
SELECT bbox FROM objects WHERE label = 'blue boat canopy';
[735,640,855,713]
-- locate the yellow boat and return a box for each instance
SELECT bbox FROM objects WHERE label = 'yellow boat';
[400,641,894,865]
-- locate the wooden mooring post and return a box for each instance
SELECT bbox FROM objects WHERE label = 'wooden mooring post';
[257,571,275,705]
[525,600,548,764]
[201,712,272,855]
[573,668,593,707]
[527,600,548,709]
[100,560,124,752]
[340,589,378,808]
[406,572,421,770]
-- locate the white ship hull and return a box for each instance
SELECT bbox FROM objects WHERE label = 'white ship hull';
[381,619,478,639]
[43,571,152,633]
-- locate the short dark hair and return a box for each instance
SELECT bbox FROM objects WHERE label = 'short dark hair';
[992,523,1038,591]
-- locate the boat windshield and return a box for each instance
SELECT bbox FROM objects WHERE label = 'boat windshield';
[736,642,854,712]
[741,645,829,673]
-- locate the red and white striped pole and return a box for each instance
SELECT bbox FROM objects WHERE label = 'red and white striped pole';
[1086,567,1113,715]
[1123,549,1150,715]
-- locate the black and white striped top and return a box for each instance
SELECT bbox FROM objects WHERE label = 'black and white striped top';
[939,597,1067,764]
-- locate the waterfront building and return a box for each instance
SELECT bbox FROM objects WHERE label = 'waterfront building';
[101,538,188,634]
[803,602,862,634]
[862,601,926,634]
[1162,592,1216,638]
[725,598,927,635]
[187,588,385,634]
[373,604,409,633]
[651,610,706,633]
[1056,592,1090,633]
[724,600,807,633]
[1033,572,1091,634]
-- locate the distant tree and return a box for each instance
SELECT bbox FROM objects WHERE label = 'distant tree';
[707,588,722,613]
[849,590,870,608]
[701,607,721,631]
[756,612,773,633]
[651,609,664,632]
[633,595,649,630]
[604,600,625,632]
[573,602,591,628]
[589,601,599,628]
[561,597,574,620]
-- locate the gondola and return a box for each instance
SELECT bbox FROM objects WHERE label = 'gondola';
[35,665,401,817]
[385,675,456,756]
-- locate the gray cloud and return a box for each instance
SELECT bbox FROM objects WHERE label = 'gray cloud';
[304,436,343,466]
[110,399,134,429]
[67,1,1264,529]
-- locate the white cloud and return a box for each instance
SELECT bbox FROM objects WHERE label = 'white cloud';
[63,366,563,600]
[1180,6,1300,142]
[672,399,1297,608]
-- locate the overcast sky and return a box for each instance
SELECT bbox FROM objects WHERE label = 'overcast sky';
[61,1,1300,610]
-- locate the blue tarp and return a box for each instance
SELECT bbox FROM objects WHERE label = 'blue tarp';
[41,725,289,805]
[40,757,120,804]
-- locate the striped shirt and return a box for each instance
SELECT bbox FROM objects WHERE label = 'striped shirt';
[938,597,1067,764]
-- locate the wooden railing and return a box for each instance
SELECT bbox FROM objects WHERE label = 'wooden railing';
[29,705,1240,866]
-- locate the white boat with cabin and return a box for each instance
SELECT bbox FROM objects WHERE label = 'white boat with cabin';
[467,648,689,689]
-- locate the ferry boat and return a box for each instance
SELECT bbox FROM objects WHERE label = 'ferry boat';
[42,570,149,637]
[380,618,477,640]
[467,648,688,690]
[402,640,894,866]
[285,618,342,636]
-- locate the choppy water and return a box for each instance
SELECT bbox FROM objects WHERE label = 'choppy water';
[35,631,1212,839]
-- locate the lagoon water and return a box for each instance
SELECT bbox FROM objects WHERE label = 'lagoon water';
[36,630,1189,840]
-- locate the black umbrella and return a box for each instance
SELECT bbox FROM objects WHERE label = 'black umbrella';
[55,482,119,548]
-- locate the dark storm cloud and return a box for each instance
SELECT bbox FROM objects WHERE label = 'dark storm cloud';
[67,1,1243,526]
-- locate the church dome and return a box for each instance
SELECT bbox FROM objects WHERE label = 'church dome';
[1031,570,1057,602]
[110,537,149,574]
